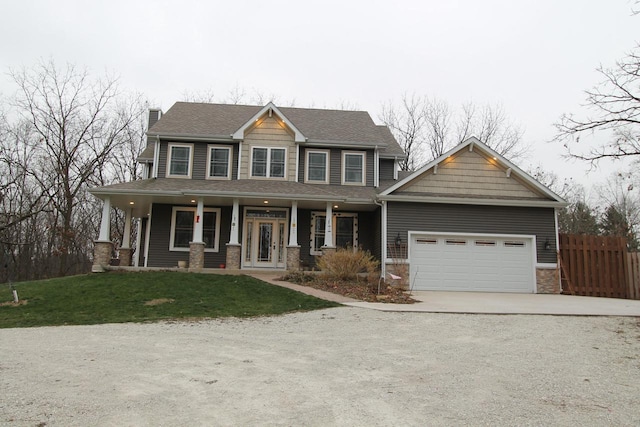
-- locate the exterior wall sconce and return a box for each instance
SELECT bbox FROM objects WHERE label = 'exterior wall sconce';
[544,238,551,250]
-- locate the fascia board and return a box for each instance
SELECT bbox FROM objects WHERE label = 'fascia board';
[231,102,306,142]
[377,193,568,208]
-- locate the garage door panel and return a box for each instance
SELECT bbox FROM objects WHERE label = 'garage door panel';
[410,233,534,293]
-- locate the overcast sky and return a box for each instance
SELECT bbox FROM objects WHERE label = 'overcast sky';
[1,0,637,194]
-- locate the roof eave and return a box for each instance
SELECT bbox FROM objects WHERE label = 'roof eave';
[378,194,568,208]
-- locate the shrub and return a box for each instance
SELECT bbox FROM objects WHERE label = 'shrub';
[316,248,379,281]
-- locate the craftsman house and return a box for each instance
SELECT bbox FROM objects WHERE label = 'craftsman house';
[90,102,566,293]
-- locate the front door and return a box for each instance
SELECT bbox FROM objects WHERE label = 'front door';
[243,209,287,268]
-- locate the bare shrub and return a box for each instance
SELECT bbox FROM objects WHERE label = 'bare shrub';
[316,248,379,282]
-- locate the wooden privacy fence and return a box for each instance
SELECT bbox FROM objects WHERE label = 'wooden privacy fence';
[558,234,640,300]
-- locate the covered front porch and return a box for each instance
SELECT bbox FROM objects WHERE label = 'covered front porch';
[90,182,379,273]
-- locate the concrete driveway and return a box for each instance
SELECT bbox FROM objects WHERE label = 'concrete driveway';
[347,291,640,316]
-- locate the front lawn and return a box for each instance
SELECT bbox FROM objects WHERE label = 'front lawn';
[0,271,339,328]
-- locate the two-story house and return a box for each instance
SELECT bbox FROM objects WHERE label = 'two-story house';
[90,101,567,294]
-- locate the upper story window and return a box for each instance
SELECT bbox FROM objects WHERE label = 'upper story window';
[169,206,221,252]
[342,151,365,185]
[251,147,286,179]
[166,143,193,178]
[207,145,232,180]
[305,149,329,184]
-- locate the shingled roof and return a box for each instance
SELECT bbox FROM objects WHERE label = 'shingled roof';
[147,102,405,157]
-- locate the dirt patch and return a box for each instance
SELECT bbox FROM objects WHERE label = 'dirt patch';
[279,272,416,303]
[0,300,28,307]
[144,298,175,306]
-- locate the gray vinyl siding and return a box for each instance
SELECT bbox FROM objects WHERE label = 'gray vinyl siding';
[387,202,557,263]
[297,208,378,269]
[147,203,231,268]
[379,159,395,181]
[158,141,239,180]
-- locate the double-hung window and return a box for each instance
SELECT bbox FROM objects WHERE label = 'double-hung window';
[251,147,286,178]
[166,143,193,178]
[207,145,232,180]
[342,151,365,185]
[310,212,359,255]
[169,207,221,252]
[305,149,329,184]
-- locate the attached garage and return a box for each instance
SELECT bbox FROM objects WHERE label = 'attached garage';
[409,232,536,293]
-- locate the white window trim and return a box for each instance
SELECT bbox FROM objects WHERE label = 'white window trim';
[249,146,288,179]
[310,211,359,256]
[206,145,233,180]
[341,151,366,186]
[304,149,330,184]
[166,143,194,179]
[169,206,221,252]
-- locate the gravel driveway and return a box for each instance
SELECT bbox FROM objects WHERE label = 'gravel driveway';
[1,307,639,426]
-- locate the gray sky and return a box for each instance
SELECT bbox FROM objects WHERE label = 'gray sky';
[1,0,637,193]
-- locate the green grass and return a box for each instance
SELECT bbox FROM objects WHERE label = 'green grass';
[0,271,339,328]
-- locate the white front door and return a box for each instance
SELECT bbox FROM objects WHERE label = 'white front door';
[243,209,287,268]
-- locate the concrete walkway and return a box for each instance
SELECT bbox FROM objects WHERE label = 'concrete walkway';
[346,291,640,316]
[248,272,640,316]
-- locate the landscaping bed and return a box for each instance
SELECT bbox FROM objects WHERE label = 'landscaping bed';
[279,271,417,303]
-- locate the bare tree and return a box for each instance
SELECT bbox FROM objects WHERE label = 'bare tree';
[380,93,429,170]
[9,60,142,276]
[554,45,640,164]
[381,94,528,170]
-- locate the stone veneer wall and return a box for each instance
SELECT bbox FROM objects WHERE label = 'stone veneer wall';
[92,241,113,273]
[536,267,561,294]
[189,242,205,271]
[226,244,241,270]
[118,248,133,267]
[286,246,301,271]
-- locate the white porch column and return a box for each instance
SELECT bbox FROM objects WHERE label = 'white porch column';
[193,197,204,243]
[324,202,334,248]
[98,196,111,241]
[288,201,298,246]
[122,208,133,247]
[229,198,240,245]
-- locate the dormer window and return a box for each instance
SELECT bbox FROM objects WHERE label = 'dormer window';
[166,143,193,178]
[251,147,286,179]
[305,149,329,184]
[342,151,365,185]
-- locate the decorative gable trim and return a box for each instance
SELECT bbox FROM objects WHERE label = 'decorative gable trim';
[232,102,306,142]
[380,137,566,205]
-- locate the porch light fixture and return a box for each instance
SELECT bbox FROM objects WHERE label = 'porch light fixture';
[544,238,551,250]
[395,233,402,247]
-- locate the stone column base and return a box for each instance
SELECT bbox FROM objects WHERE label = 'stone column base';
[189,242,206,272]
[321,246,336,256]
[536,267,561,294]
[119,247,133,267]
[286,245,301,271]
[92,240,114,273]
[226,244,241,270]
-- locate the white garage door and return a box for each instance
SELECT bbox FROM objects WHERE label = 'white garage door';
[409,233,535,293]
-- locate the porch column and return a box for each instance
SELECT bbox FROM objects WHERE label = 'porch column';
[189,197,205,271]
[229,199,240,245]
[119,208,133,267]
[286,201,301,270]
[322,202,335,250]
[288,201,298,246]
[226,198,241,270]
[92,196,113,273]
[98,196,111,241]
